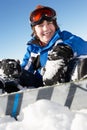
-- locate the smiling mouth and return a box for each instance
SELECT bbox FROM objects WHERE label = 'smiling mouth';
[43,31,51,36]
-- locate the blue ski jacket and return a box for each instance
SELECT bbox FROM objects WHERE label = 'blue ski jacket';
[21,29,87,78]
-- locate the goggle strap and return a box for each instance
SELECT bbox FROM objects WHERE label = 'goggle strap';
[31,15,57,26]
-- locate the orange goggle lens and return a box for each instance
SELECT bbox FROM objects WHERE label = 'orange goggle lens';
[30,7,56,23]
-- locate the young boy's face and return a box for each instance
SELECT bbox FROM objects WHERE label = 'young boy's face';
[34,20,56,45]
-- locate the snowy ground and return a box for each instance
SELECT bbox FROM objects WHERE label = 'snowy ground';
[0,99,87,130]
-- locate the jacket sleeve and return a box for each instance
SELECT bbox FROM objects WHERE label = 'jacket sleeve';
[21,47,30,69]
[21,45,41,72]
[61,30,87,56]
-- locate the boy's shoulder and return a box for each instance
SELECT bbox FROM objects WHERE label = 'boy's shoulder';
[59,30,74,39]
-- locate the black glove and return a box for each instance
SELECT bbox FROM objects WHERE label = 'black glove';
[32,55,41,70]
[1,59,21,78]
[46,43,74,84]
[49,43,73,62]
[19,70,43,88]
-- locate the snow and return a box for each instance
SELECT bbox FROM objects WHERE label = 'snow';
[43,59,64,80]
[0,99,87,130]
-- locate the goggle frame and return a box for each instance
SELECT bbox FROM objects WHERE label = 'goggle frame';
[30,7,56,26]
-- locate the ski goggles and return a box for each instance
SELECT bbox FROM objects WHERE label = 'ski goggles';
[30,7,56,26]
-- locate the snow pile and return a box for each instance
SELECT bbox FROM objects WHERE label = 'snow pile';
[0,99,87,130]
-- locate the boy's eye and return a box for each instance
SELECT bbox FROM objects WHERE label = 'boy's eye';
[48,21,53,24]
[37,21,53,27]
[38,24,44,27]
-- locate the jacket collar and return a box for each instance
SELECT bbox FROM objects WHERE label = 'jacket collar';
[27,29,61,51]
